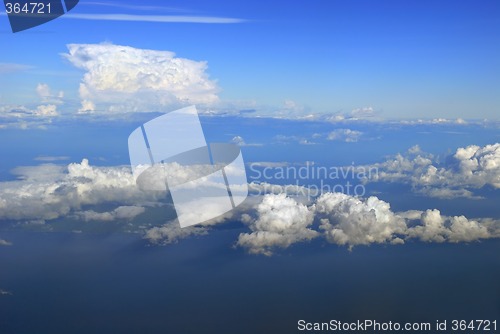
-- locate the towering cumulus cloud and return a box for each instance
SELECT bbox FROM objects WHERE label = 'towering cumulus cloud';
[63,43,219,113]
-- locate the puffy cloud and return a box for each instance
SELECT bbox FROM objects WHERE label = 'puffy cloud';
[75,206,146,222]
[34,104,58,117]
[63,43,219,113]
[316,193,407,248]
[406,209,491,243]
[236,192,498,254]
[327,129,363,142]
[143,221,208,245]
[360,143,500,198]
[0,159,162,221]
[0,239,13,246]
[236,193,319,255]
[0,159,498,253]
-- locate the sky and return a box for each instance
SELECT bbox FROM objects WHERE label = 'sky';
[0,1,499,333]
[0,0,499,120]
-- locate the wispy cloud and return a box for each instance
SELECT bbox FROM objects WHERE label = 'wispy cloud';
[80,2,184,12]
[63,13,245,24]
[34,156,70,162]
[0,63,33,74]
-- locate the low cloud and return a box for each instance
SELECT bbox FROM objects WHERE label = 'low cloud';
[0,289,13,296]
[0,239,13,246]
[143,221,208,245]
[360,143,500,198]
[0,159,162,221]
[235,192,499,254]
[231,136,261,147]
[75,206,146,222]
[237,193,318,255]
[0,159,498,255]
[327,129,363,142]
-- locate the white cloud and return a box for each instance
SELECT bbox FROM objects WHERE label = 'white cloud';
[327,129,363,142]
[34,156,70,162]
[398,118,468,125]
[231,136,261,147]
[0,159,498,253]
[64,13,244,24]
[34,104,58,117]
[0,159,162,221]
[316,192,406,248]
[0,289,13,296]
[235,192,498,253]
[237,193,319,255]
[360,143,500,198]
[36,83,64,104]
[75,206,146,222]
[63,43,219,114]
[406,209,492,243]
[143,221,208,245]
[0,239,12,246]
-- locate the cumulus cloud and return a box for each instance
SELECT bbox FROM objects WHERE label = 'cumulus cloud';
[34,104,58,117]
[0,160,498,254]
[235,192,499,254]
[360,143,500,198]
[316,193,406,248]
[63,43,219,114]
[327,129,363,142]
[237,193,319,255]
[0,159,162,221]
[143,221,208,245]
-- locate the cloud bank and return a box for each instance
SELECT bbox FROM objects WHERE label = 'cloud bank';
[0,159,498,255]
[235,193,499,254]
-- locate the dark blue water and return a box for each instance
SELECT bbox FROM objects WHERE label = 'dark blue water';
[1,231,499,334]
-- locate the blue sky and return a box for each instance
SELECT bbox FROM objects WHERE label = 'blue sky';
[1,0,499,119]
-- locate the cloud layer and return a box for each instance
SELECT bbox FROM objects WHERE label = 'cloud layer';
[0,159,498,255]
